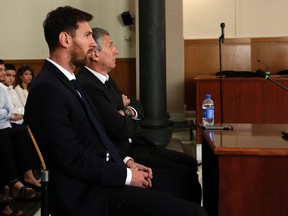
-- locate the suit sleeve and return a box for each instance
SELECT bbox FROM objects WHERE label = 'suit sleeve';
[85,86,139,141]
[109,78,144,120]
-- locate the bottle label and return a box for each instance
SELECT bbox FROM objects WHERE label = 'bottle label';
[203,108,214,118]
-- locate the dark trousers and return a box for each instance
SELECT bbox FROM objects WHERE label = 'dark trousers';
[52,179,207,216]
[0,128,19,192]
[111,186,207,216]
[151,168,201,204]
[130,145,198,172]
[0,127,37,192]
[129,145,202,204]
[11,123,41,172]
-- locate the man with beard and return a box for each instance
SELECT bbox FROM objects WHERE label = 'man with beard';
[24,6,207,216]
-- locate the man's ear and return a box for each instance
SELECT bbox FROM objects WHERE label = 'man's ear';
[90,50,100,62]
[59,32,71,48]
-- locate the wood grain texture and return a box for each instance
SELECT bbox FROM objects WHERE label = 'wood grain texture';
[185,37,288,110]
[4,58,136,98]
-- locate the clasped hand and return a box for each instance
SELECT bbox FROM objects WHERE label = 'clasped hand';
[11,113,23,121]
[121,94,130,107]
[126,160,153,189]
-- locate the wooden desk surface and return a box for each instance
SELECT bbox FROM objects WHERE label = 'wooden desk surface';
[201,124,288,156]
[201,123,288,216]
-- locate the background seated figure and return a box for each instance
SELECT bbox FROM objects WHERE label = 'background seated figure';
[15,64,34,106]
[2,64,25,127]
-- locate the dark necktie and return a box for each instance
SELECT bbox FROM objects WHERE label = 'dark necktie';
[104,79,112,88]
[70,79,124,166]
[105,80,117,96]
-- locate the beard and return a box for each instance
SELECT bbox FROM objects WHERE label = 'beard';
[70,42,90,68]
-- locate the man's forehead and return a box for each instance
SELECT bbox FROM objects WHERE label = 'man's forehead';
[0,64,5,71]
[5,69,16,74]
[77,21,92,32]
[103,35,113,44]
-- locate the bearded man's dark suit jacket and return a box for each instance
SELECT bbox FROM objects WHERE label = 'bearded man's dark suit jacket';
[77,66,202,204]
[24,60,128,215]
[24,60,207,215]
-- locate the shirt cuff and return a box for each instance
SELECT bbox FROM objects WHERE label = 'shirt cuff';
[123,156,134,185]
[123,156,134,164]
[125,168,132,185]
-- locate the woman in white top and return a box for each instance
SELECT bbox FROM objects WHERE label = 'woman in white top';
[14,64,34,106]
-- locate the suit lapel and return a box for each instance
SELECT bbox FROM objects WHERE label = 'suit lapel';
[78,67,124,109]
[44,61,82,100]
[44,61,103,124]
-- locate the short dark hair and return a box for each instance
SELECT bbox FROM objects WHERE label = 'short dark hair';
[4,63,16,71]
[92,27,110,52]
[0,59,4,65]
[43,6,93,53]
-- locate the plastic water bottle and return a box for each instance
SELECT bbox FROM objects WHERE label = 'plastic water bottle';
[202,94,214,126]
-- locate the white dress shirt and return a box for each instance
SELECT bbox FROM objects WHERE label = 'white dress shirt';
[6,85,24,124]
[0,86,12,129]
[15,85,29,106]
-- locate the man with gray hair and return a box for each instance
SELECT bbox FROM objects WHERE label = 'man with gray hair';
[77,27,202,205]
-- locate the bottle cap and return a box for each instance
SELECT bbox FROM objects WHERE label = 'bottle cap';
[205,94,211,99]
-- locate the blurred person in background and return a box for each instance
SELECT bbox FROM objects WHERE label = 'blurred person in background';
[1,64,25,127]
[15,64,34,106]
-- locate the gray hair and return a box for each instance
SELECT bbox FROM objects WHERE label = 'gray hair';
[92,27,110,52]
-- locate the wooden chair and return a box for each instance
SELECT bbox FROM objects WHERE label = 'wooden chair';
[27,126,50,216]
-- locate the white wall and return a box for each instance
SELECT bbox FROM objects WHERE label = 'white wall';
[166,0,185,114]
[183,0,236,39]
[236,0,288,37]
[183,0,288,39]
[3,0,288,59]
[0,0,135,59]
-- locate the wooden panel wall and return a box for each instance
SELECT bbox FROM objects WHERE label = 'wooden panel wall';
[109,58,136,98]
[250,37,288,72]
[185,37,288,110]
[5,59,45,77]
[4,58,136,98]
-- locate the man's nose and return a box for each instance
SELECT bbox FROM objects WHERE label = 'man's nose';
[91,39,97,49]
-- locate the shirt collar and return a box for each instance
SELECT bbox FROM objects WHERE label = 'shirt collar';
[0,82,8,90]
[47,58,76,81]
[84,66,109,84]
